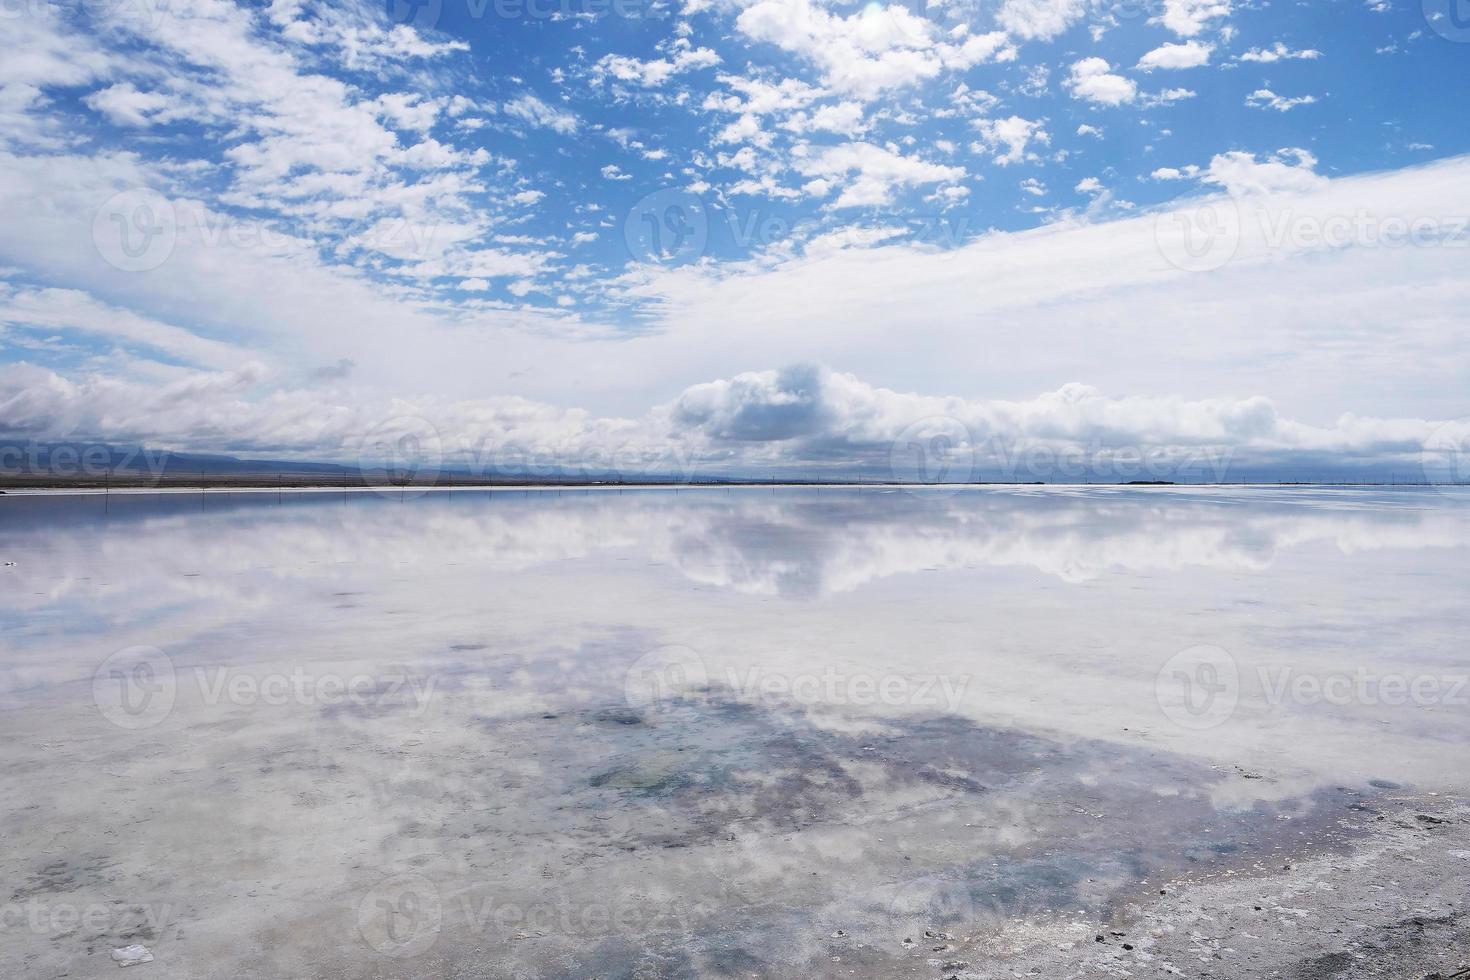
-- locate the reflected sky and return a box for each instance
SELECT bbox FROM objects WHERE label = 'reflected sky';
[2,487,1468,978]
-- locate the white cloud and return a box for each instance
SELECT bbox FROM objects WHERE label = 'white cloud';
[1245,88,1318,112]
[704,75,823,117]
[593,43,721,87]
[794,142,965,207]
[0,285,248,369]
[802,225,908,255]
[783,101,867,136]
[1141,87,1197,107]
[503,93,578,134]
[972,115,1050,165]
[736,0,1013,100]
[1201,148,1325,195]
[83,83,178,127]
[1067,58,1137,106]
[0,0,1465,473]
[1136,41,1213,71]
[1239,42,1323,63]
[5,358,1464,478]
[607,155,1470,428]
[373,92,441,133]
[1150,165,1200,180]
[994,0,1089,40]
[1154,0,1232,37]
[2,16,115,148]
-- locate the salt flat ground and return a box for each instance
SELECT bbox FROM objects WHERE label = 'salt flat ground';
[1,487,1467,978]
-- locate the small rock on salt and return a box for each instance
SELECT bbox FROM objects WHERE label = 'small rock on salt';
[111,945,154,968]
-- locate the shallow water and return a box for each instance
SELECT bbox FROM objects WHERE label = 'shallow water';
[2,487,1468,978]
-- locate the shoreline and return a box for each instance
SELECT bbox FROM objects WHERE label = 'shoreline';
[2,481,1464,496]
[876,796,1470,979]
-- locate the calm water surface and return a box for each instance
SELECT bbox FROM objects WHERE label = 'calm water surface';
[2,487,1468,978]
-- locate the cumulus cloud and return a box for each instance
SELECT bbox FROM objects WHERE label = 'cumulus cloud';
[608,154,1470,430]
[593,42,721,87]
[783,101,868,136]
[83,83,180,127]
[995,0,1089,41]
[1245,88,1318,112]
[1154,0,1232,37]
[794,142,965,208]
[1136,41,1213,71]
[2,0,1465,484]
[1067,58,1137,105]
[736,0,1013,100]
[4,360,1463,480]
[1201,148,1325,195]
[1238,42,1322,63]
[1150,165,1199,180]
[972,115,1050,165]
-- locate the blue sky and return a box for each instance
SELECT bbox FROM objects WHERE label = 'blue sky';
[1,0,1468,480]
